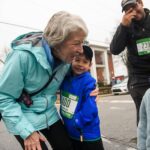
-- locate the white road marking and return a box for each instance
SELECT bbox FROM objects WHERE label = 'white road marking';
[110,100,134,104]
[110,107,125,110]
[126,148,136,150]
[99,100,133,103]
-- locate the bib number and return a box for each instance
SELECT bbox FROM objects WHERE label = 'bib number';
[61,91,79,119]
[136,38,150,56]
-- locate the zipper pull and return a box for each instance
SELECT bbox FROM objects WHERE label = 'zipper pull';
[79,130,83,142]
[80,134,83,142]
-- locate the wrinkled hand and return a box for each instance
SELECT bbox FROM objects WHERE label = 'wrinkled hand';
[121,8,136,27]
[24,131,47,150]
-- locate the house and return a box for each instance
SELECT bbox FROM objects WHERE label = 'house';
[88,41,114,85]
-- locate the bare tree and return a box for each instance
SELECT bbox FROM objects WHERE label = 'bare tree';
[0,46,10,65]
[119,48,128,66]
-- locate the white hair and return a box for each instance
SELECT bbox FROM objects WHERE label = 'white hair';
[43,11,88,47]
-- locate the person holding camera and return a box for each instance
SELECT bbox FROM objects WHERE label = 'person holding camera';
[0,11,92,150]
[110,0,150,127]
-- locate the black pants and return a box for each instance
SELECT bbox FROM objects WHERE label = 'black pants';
[15,120,73,150]
[71,138,104,150]
[128,76,150,126]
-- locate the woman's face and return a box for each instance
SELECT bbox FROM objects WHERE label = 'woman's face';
[56,30,86,63]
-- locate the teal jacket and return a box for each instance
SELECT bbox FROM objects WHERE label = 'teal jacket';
[0,32,70,139]
[138,88,150,150]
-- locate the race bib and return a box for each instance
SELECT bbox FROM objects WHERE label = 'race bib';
[136,38,150,56]
[61,91,79,119]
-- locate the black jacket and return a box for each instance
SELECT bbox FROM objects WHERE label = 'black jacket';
[110,9,150,77]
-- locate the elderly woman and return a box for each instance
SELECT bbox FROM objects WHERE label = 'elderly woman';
[0,11,90,150]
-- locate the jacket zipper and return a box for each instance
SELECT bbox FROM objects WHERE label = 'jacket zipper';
[43,94,49,129]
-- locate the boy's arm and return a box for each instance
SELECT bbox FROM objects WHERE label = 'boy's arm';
[74,78,98,129]
[137,91,148,150]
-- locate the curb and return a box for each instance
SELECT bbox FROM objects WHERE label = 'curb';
[99,93,113,97]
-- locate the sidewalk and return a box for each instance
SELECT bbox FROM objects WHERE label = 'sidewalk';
[0,121,52,150]
[0,121,22,150]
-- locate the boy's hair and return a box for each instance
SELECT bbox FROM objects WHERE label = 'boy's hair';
[82,45,93,62]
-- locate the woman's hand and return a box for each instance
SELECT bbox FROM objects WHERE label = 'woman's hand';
[24,131,47,150]
[90,87,99,96]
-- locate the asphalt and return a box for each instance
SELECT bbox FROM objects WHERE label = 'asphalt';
[0,94,137,150]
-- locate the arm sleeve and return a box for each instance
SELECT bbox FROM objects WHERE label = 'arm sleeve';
[110,24,129,55]
[144,90,150,149]
[0,51,35,139]
[74,78,98,129]
[137,90,149,150]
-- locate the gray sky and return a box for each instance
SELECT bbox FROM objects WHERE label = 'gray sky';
[0,0,150,50]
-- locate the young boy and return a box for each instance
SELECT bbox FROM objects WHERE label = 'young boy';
[60,45,104,150]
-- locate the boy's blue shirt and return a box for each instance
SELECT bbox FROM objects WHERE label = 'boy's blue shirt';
[60,71,101,141]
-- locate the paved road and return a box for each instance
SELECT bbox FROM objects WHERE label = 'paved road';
[98,94,137,150]
[0,94,137,150]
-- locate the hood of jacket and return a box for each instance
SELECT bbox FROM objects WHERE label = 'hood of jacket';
[11,31,50,70]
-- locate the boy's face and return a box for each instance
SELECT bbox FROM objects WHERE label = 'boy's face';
[72,54,91,75]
